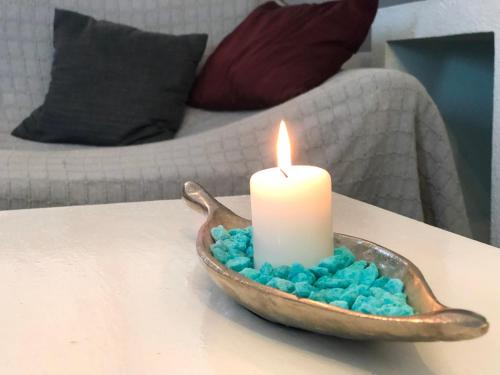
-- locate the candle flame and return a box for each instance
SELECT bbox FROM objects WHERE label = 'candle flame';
[277,120,292,171]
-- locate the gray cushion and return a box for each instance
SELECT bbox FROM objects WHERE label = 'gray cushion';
[12,9,208,146]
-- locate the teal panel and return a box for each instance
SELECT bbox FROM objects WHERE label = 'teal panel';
[390,33,494,242]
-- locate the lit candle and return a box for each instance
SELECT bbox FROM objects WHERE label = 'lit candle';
[250,120,333,268]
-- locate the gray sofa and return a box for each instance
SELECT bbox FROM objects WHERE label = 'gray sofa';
[0,0,470,237]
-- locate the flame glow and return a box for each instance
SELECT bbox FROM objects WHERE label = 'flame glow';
[277,120,292,171]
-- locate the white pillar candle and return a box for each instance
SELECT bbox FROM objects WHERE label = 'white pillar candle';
[250,121,333,269]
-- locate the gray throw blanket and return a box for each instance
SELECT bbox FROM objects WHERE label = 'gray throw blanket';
[0,0,470,238]
[0,67,471,238]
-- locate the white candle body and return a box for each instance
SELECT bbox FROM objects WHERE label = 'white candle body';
[250,166,333,269]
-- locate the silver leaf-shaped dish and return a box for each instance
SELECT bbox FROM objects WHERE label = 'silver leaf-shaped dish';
[183,181,488,341]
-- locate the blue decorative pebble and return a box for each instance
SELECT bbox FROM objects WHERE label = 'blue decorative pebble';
[334,260,367,284]
[228,228,243,236]
[257,274,273,285]
[240,268,260,281]
[226,257,252,272]
[359,263,379,286]
[351,296,379,314]
[372,276,390,288]
[294,282,314,298]
[340,284,370,307]
[309,266,330,278]
[369,287,387,299]
[309,290,327,302]
[210,244,229,264]
[210,225,415,317]
[211,225,230,241]
[290,270,316,284]
[266,277,295,293]
[393,292,408,302]
[323,288,346,303]
[315,276,350,289]
[228,247,246,258]
[289,263,306,279]
[310,288,344,303]
[273,265,290,279]
[333,246,356,268]
[232,233,249,251]
[260,262,273,274]
[318,250,355,274]
[384,278,404,294]
[378,303,414,316]
[381,291,406,306]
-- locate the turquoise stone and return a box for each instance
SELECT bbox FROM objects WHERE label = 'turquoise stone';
[211,225,230,240]
[340,284,370,308]
[333,246,356,267]
[359,263,379,285]
[384,278,404,294]
[226,256,252,272]
[266,277,295,293]
[372,276,390,288]
[240,268,260,281]
[318,252,355,274]
[309,290,327,302]
[210,225,415,317]
[351,296,379,314]
[228,247,246,258]
[310,288,344,303]
[260,262,274,275]
[323,288,346,303]
[377,304,414,316]
[289,263,306,279]
[334,260,368,284]
[294,281,314,298]
[210,244,229,264]
[290,270,316,284]
[257,274,273,285]
[273,265,290,279]
[314,276,350,289]
[309,266,330,278]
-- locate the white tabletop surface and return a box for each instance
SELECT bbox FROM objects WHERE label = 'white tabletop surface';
[0,194,498,375]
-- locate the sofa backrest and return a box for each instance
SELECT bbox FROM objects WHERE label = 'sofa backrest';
[0,0,266,133]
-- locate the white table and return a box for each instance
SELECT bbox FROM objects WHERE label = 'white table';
[0,194,498,375]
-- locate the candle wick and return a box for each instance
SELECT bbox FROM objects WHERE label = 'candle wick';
[280,168,289,178]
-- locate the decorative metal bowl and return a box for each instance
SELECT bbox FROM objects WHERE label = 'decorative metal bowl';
[183,181,488,341]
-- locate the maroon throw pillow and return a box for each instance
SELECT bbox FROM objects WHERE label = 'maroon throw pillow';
[189,0,378,110]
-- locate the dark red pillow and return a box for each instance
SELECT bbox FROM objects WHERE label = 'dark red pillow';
[189,0,378,110]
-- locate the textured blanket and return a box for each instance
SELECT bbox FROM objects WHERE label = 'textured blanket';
[0,1,471,238]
